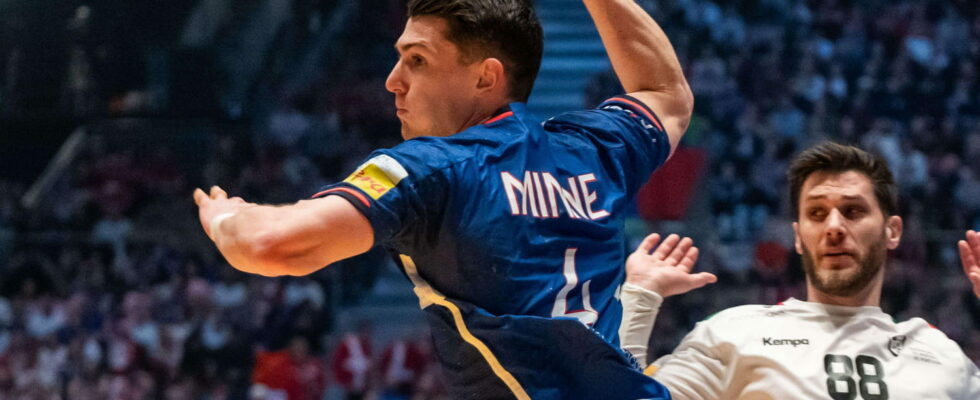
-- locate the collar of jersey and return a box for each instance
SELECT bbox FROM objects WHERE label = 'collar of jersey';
[783,298,889,319]
[482,104,517,125]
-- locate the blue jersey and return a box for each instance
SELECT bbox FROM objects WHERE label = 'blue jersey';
[315,96,672,399]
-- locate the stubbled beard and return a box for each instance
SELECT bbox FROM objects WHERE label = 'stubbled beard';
[800,232,886,297]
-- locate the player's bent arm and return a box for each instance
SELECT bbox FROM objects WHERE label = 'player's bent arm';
[583,0,694,152]
[212,196,374,276]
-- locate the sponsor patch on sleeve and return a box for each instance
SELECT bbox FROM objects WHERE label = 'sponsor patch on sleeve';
[343,154,409,199]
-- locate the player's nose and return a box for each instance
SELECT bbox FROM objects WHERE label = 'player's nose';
[824,209,846,242]
[385,61,406,95]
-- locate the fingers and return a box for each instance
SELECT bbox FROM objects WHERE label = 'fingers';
[651,234,681,260]
[960,240,976,277]
[209,186,228,200]
[957,238,980,298]
[967,230,980,254]
[635,233,661,255]
[195,186,233,206]
[648,233,696,267]
[663,272,717,297]
[193,188,207,206]
[665,236,694,265]
[679,247,699,271]
[195,186,231,205]
[688,272,717,288]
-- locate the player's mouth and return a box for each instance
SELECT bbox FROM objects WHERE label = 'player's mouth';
[821,251,855,266]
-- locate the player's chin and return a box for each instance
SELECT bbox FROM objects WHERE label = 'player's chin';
[399,120,422,139]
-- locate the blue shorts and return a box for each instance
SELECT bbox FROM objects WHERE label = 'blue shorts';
[424,297,671,400]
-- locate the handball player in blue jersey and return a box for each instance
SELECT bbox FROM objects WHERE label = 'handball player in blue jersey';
[195,0,700,398]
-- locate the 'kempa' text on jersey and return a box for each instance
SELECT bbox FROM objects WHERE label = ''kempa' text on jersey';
[500,171,610,220]
[762,337,810,347]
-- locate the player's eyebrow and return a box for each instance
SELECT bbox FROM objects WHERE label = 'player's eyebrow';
[804,194,866,202]
[395,40,433,54]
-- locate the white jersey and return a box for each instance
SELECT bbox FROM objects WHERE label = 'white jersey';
[649,298,980,400]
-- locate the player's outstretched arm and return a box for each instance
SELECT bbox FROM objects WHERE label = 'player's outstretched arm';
[957,230,980,298]
[193,186,374,277]
[583,0,693,153]
[620,233,716,366]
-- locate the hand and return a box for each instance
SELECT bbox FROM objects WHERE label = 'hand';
[626,233,716,297]
[193,186,255,240]
[956,230,980,298]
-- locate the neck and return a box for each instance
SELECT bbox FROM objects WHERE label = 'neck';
[455,99,511,134]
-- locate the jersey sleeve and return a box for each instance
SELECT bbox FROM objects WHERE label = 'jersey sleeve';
[544,94,672,194]
[964,355,980,399]
[310,143,451,248]
[618,283,664,367]
[648,321,728,400]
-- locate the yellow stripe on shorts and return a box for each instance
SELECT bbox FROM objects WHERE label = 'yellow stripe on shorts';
[399,255,530,400]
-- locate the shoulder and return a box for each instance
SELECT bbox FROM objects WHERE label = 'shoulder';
[897,318,971,356]
[687,303,819,338]
[383,137,467,171]
[386,116,529,171]
[890,317,979,380]
[545,95,665,135]
[680,304,781,340]
[699,303,779,324]
[367,137,476,188]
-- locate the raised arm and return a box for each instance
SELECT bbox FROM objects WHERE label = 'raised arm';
[583,0,694,153]
[619,233,714,366]
[194,186,374,277]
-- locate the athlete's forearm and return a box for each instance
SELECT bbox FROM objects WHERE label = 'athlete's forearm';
[210,197,373,277]
[618,282,664,367]
[583,0,690,98]
[211,204,301,276]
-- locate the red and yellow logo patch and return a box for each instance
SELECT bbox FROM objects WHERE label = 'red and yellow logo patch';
[344,163,397,199]
[343,155,408,200]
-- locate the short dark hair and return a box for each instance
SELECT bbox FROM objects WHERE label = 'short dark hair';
[788,142,898,217]
[407,0,543,102]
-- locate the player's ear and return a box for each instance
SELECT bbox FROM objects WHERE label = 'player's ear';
[885,215,902,250]
[476,57,505,94]
[793,221,803,255]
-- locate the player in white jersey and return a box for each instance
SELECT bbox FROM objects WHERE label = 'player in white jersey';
[618,142,980,399]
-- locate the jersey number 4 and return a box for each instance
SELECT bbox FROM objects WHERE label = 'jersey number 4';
[551,248,598,325]
[824,354,889,400]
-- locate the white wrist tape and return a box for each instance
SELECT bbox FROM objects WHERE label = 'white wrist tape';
[618,282,664,367]
[208,212,237,241]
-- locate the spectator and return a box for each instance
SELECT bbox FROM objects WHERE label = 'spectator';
[252,336,327,400]
[331,324,373,400]
[377,337,427,400]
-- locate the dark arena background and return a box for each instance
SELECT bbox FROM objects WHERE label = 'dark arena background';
[1,0,978,398]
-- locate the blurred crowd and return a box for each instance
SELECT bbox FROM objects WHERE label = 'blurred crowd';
[0,122,444,399]
[2,0,980,399]
[0,0,417,397]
